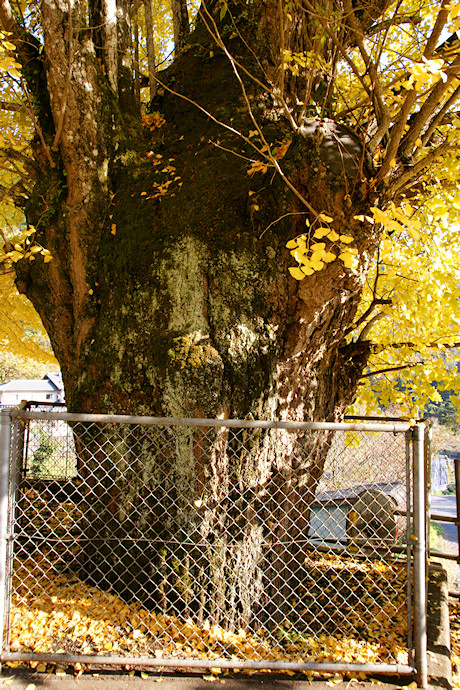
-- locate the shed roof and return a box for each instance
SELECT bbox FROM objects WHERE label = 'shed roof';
[312,481,405,507]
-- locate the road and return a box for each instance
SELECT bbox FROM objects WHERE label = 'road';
[431,494,458,519]
[430,494,459,589]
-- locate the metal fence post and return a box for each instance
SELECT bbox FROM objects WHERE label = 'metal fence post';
[413,423,428,689]
[424,422,432,567]
[455,456,460,566]
[0,410,12,670]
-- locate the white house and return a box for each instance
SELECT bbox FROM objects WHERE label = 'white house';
[0,372,65,407]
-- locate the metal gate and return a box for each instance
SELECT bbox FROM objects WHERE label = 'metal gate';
[0,409,428,685]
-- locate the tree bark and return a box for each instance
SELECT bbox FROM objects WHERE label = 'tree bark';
[171,0,189,54]
[11,0,381,622]
[143,0,157,100]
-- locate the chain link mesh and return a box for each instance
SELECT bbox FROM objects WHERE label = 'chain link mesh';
[6,413,413,670]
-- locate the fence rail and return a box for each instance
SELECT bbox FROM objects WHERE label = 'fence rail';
[0,409,428,685]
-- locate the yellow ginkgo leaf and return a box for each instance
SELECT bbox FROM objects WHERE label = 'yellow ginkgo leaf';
[286,239,298,249]
[288,266,306,280]
[370,207,387,223]
[339,235,354,244]
[323,252,336,263]
[407,227,420,240]
[339,252,358,268]
[327,230,340,242]
[310,258,325,270]
[318,213,334,223]
[313,227,330,239]
[290,248,307,263]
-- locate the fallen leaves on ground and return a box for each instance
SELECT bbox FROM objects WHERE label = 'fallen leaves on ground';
[8,550,409,677]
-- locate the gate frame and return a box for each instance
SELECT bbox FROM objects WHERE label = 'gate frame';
[0,409,427,686]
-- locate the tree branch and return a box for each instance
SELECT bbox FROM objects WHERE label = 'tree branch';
[354,298,392,331]
[20,77,55,168]
[342,0,390,150]
[371,341,460,353]
[0,0,22,39]
[0,100,27,113]
[399,57,460,158]
[0,227,12,253]
[377,0,451,180]
[52,0,74,151]
[357,311,388,341]
[199,1,298,131]
[421,82,460,146]
[361,362,421,378]
[366,13,421,37]
[143,0,157,100]
[390,141,460,195]
[171,0,189,54]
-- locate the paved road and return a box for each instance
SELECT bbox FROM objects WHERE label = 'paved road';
[430,494,458,519]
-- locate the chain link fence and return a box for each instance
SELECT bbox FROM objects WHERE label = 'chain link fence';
[0,409,428,682]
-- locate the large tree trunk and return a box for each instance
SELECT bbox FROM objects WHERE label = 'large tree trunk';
[14,0,379,622]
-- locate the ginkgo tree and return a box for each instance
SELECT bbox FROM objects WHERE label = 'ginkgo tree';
[0,0,460,611]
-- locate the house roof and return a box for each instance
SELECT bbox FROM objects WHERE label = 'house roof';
[45,372,63,389]
[0,380,57,393]
[0,373,63,393]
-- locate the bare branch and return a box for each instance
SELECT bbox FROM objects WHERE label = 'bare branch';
[0,100,27,113]
[361,362,421,378]
[424,0,451,58]
[357,311,388,341]
[371,341,460,353]
[199,3,321,215]
[199,1,298,131]
[0,146,33,168]
[0,227,12,253]
[259,212,309,239]
[354,298,392,331]
[366,13,421,37]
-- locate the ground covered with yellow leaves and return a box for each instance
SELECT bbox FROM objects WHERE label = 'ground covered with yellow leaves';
[8,551,409,673]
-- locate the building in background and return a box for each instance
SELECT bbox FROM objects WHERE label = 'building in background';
[0,373,64,407]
